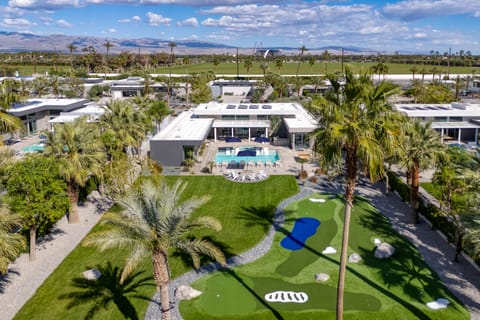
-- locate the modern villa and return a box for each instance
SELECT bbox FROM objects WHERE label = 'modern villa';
[7,98,90,136]
[393,102,480,145]
[150,102,318,166]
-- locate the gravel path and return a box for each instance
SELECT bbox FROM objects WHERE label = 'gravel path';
[146,182,480,320]
[0,202,104,320]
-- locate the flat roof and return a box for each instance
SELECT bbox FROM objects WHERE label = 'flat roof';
[193,102,300,116]
[152,111,213,141]
[394,103,480,118]
[8,98,89,117]
[48,102,105,123]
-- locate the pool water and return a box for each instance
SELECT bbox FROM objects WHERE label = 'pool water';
[216,146,280,164]
[22,143,45,152]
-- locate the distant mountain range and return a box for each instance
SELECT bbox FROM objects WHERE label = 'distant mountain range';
[0,31,383,55]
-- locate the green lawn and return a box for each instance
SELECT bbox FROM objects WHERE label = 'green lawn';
[180,193,469,320]
[13,175,298,320]
[9,62,477,77]
[153,62,476,76]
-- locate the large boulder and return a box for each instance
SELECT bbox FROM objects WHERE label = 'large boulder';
[175,285,202,300]
[315,273,330,282]
[374,242,395,259]
[348,253,362,263]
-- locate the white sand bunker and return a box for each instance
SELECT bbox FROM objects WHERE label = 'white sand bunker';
[309,198,326,203]
[322,246,337,254]
[427,298,449,310]
[265,291,308,303]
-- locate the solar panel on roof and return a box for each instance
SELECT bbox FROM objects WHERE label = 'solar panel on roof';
[249,105,259,109]
[238,105,248,109]
[226,105,236,109]
[262,105,272,109]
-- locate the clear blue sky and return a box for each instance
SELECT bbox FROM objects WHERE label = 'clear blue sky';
[1,0,479,54]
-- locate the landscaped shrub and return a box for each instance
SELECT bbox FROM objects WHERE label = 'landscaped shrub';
[387,171,410,201]
[309,175,318,183]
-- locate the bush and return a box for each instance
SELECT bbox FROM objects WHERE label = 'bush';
[309,175,318,183]
[298,170,308,180]
[201,166,211,174]
[387,171,410,201]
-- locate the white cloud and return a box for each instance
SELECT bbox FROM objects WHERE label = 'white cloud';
[118,15,141,23]
[108,28,116,33]
[39,16,53,25]
[2,17,35,27]
[146,11,171,26]
[56,19,72,28]
[8,0,80,10]
[177,17,198,27]
[383,0,480,21]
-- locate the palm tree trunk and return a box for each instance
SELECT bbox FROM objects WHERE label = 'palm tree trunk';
[152,250,172,320]
[29,225,37,261]
[336,147,357,320]
[67,182,80,224]
[409,163,420,224]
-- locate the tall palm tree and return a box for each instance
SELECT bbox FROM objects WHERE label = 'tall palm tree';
[67,43,77,68]
[400,120,445,224]
[310,68,399,320]
[83,179,226,320]
[44,117,105,223]
[243,58,253,80]
[103,40,114,69]
[0,207,25,274]
[296,45,308,77]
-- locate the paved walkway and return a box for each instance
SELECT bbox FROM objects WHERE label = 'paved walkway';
[0,202,103,320]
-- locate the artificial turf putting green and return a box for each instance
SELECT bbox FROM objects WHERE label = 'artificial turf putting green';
[180,193,469,320]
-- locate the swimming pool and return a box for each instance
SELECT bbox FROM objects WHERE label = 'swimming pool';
[22,142,45,153]
[216,146,280,165]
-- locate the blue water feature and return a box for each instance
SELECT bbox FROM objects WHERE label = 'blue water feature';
[281,217,321,250]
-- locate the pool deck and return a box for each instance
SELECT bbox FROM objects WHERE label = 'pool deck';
[176,139,319,177]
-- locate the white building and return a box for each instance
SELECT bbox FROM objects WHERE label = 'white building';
[393,102,480,145]
[150,102,318,166]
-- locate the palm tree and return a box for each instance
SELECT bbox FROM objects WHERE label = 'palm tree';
[44,117,105,223]
[100,99,151,160]
[0,207,25,274]
[167,41,176,107]
[310,68,399,320]
[243,58,253,79]
[83,179,226,320]
[295,45,308,77]
[400,120,445,224]
[67,43,77,68]
[0,81,23,135]
[103,40,114,69]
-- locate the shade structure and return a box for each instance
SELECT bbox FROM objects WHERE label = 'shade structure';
[225,137,241,142]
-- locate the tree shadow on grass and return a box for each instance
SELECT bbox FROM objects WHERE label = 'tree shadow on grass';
[236,195,434,319]
[59,262,154,320]
[172,235,235,268]
[221,268,284,320]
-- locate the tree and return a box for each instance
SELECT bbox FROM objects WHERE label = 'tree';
[0,207,25,274]
[295,45,308,77]
[0,80,23,135]
[275,58,283,72]
[310,68,399,320]
[83,178,226,320]
[44,117,105,224]
[100,99,151,160]
[67,43,77,68]
[400,120,445,224]
[146,100,171,134]
[243,58,253,79]
[103,40,114,68]
[7,155,69,261]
